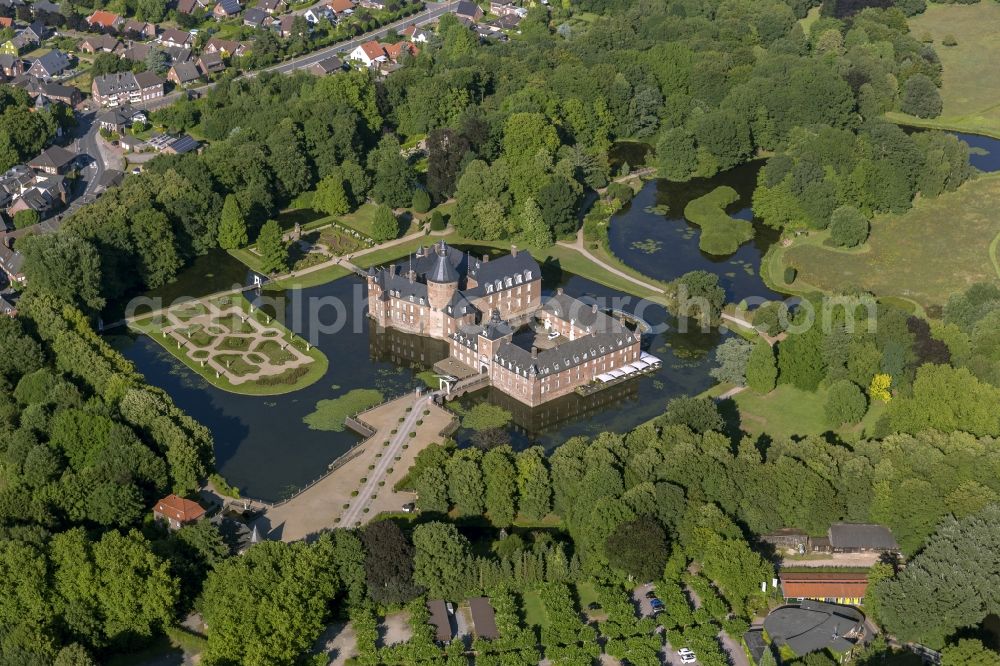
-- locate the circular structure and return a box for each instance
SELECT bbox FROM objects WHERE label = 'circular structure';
[763,601,865,658]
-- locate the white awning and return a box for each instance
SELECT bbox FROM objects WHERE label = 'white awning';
[631,360,649,371]
[596,373,614,383]
[608,369,624,378]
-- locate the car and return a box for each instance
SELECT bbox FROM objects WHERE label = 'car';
[645,591,658,599]
[546,330,560,340]
[402,502,415,513]
[650,598,664,608]
[678,648,697,664]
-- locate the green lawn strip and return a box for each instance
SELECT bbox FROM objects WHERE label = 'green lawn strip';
[267,264,353,290]
[782,173,1000,309]
[575,581,602,610]
[521,589,548,628]
[338,203,380,237]
[894,3,1000,139]
[683,186,755,255]
[733,385,831,439]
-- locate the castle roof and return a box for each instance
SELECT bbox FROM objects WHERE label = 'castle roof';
[428,239,460,283]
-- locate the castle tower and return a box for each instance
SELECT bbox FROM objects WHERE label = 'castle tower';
[427,240,459,310]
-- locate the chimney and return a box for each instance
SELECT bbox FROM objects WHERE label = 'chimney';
[591,303,598,314]
[531,346,538,359]
[389,263,396,275]
[511,244,518,258]
[408,270,415,283]
[482,254,489,263]
[556,287,563,296]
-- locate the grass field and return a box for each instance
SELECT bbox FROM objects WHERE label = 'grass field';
[780,174,1000,309]
[732,384,886,441]
[521,590,547,628]
[885,3,1000,138]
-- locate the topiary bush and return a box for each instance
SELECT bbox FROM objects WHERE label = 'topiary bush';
[412,189,431,213]
[784,266,797,284]
[829,205,870,248]
[429,210,447,231]
[825,379,868,427]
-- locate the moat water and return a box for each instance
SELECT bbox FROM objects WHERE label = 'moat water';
[112,130,1000,501]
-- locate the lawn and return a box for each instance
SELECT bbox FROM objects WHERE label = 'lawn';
[732,384,887,441]
[781,174,1000,309]
[521,590,548,628]
[885,3,1000,138]
[302,388,385,431]
[683,186,755,255]
[338,203,381,237]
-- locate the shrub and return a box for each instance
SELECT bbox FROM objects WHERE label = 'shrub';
[429,210,446,231]
[370,204,400,242]
[606,182,634,204]
[942,34,957,46]
[784,266,797,284]
[901,73,943,118]
[825,379,868,426]
[829,205,870,248]
[13,209,39,229]
[412,189,431,213]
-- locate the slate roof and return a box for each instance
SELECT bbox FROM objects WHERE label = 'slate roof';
[28,145,75,170]
[122,42,153,61]
[243,7,269,25]
[426,600,452,643]
[215,0,242,14]
[428,241,460,283]
[310,55,341,73]
[828,523,898,551]
[469,597,499,640]
[170,61,201,83]
[29,49,69,77]
[134,70,164,88]
[159,28,192,46]
[32,0,61,13]
[464,250,539,298]
[454,0,482,19]
[98,104,138,126]
[764,601,863,657]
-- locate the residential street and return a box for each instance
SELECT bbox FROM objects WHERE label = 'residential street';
[136,0,460,111]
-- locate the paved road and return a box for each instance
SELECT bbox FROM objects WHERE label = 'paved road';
[338,392,432,527]
[136,0,459,111]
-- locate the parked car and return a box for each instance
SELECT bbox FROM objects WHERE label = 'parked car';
[547,330,559,340]
[678,647,697,664]
[645,591,658,599]
[650,598,664,609]
[402,502,415,513]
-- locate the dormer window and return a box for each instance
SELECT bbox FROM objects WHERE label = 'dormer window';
[495,280,502,291]
[505,277,512,288]
[525,270,532,280]
[486,284,493,294]
[515,274,522,284]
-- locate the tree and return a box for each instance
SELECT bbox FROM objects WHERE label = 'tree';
[884,365,1000,437]
[604,516,669,581]
[482,445,517,527]
[144,47,168,75]
[824,379,867,426]
[869,373,892,402]
[656,127,698,181]
[669,270,725,327]
[901,74,943,119]
[516,447,551,521]
[217,195,248,250]
[446,448,485,516]
[829,205,869,247]
[746,341,777,393]
[131,208,181,289]
[0,316,45,383]
[426,127,470,199]
[538,177,579,237]
[202,539,338,665]
[518,197,553,248]
[12,208,39,229]
[661,396,724,434]
[20,233,104,311]
[313,175,351,217]
[368,134,415,207]
[412,522,472,598]
[370,204,399,242]
[256,220,287,274]
[359,520,420,604]
[777,325,826,391]
[411,189,431,214]
[941,640,1000,666]
[710,338,752,386]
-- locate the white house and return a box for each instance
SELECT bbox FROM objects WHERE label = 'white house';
[349,40,386,67]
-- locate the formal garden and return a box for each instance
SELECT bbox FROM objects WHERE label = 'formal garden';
[129,293,328,395]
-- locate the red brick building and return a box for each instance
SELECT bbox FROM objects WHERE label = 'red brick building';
[153,494,206,530]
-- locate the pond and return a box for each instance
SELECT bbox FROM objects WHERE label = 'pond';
[113,270,727,502]
[608,161,784,304]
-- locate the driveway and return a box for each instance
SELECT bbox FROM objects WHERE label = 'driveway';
[314,622,357,666]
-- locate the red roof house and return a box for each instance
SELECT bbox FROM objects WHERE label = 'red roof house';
[153,494,207,530]
[86,10,122,29]
[779,571,869,605]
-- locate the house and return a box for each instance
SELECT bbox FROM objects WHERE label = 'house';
[80,34,122,53]
[26,50,70,80]
[97,104,142,132]
[0,40,20,57]
[0,294,17,317]
[22,21,50,42]
[309,55,342,75]
[277,14,303,38]
[828,523,898,554]
[468,597,500,640]
[0,236,25,284]
[176,0,210,14]
[761,528,810,554]
[255,0,286,14]
[0,54,23,77]
[0,17,11,29]
[31,0,62,15]
[27,145,75,174]
[328,0,354,13]
[349,40,385,66]
[196,51,225,75]
[91,70,164,106]
[454,0,483,22]
[491,13,522,30]
[162,45,194,63]
[86,9,122,30]
[168,60,201,85]
[426,600,453,644]
[203,37,245,57]
[302,6,332,24]
[121,41,154,62]
[243,7,272,27]
[119,134,145,152]
[153,494,206,530]
[778,571,870,606]
[384,40,417,62]
[159,28,193,49]
[122,19,156,39]
[17,77,81,106]
[5,32,37,54]
[489,0,526,17]
[213,0,242,19]
[400,24,429,42]
[97,168,124,188]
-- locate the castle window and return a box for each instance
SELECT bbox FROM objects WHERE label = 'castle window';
[495,280,502,291]
[486,284,493,294]
[505,277,512,288]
